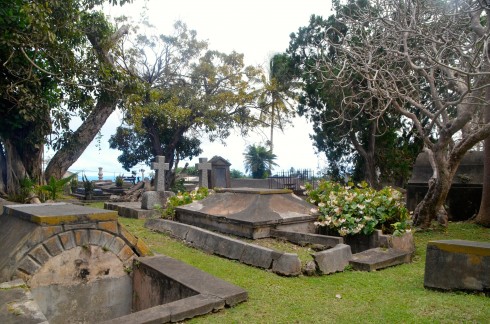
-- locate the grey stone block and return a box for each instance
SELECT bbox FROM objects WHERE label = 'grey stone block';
[18,257,41,275]
[314,243,352,274]
[59,231,76,250]
[350,248,411,271]
[272,253,301,276]
[240,244,277,269]
[271,229,343,248]
[214,236,246,260]
[186,228,213,253]
[141,191,175,210]
[29,245,50,265]
[99,231,115,249]
[168,294,223,323]
[43,235,63,256]
[145,219,190,240]
[424,240,490,291]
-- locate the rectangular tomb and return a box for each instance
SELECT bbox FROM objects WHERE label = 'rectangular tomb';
[424,240,490,292]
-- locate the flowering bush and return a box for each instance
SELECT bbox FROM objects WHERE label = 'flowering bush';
[305,180,411,236]
[162,187,211,218]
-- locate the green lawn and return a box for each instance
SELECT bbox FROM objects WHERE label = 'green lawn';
[119,218,489,323]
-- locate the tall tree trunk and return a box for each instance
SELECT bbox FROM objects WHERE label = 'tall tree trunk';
[44,25,129,181]
[349,122,380,189]
[475,88,490,227]
[475,135,490,226]
[3,139,28,196]
[413,148,458,228]
[0,144,7,196]
[44,92,118,180]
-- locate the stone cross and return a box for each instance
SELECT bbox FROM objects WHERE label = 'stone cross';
[196,157,212,188]
[151,156,170,192]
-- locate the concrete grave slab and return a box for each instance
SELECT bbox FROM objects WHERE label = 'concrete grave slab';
[424,240,490,292]
[175,187,317,239]
[350,248,412,271]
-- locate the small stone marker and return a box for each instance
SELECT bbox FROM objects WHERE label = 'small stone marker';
[151,156,169,192]
[196,157,212,188]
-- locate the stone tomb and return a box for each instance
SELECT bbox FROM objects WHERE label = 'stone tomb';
[0,203,246,323]
[175,187,317,239]
[406,151,483,220]
[209,156,231,188]
[157,187,415,275]
[424,240,490,292]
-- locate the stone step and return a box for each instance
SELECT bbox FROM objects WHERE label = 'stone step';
[350,248,412,271]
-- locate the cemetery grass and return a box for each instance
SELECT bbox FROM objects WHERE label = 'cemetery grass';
[118,217,490,323]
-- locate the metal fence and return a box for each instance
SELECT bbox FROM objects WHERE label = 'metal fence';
[268,169,317,191]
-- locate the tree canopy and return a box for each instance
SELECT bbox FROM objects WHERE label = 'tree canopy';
[109,21,264,187]
[287,9,422,188]
[304,0,490,227]
[0,0,131,196]
[243,144,278,179]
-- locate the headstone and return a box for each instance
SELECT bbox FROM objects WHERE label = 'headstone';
[209,156,231,188]
[98,167,103,180]
[196,157,212,188]
[151,156,170,192]
[406,151,483,220]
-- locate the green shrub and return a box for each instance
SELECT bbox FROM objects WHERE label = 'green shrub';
[305,180,411,236]
[162,187,211,219]
[40,174,77,200]
[115,175,124,188]
[82,175,94,199]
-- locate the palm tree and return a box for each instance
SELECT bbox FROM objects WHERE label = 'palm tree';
[243,144,278,179]
[258,54,296,153]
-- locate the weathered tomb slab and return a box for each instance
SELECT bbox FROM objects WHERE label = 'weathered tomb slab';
[270,229,343,248]
[105,201,159,219]
[350,248,412,271]
[175,187,317,239]
[103,255,248,323]
[424,240,490,292]
[0,279,47,324]
[145,219,302,276]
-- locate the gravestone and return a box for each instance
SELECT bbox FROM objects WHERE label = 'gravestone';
[196,157,212,188]
[151,156,170,192]
[406,151,483,220]
[142,156,174,210]
[209,156,231,188]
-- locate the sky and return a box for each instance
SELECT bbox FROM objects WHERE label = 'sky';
[62,0,333,179]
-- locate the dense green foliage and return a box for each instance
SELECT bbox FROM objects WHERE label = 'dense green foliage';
[39,174,77,200]
[306,180,410,236]
[0,0,130,195]
[161,187,210,218]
